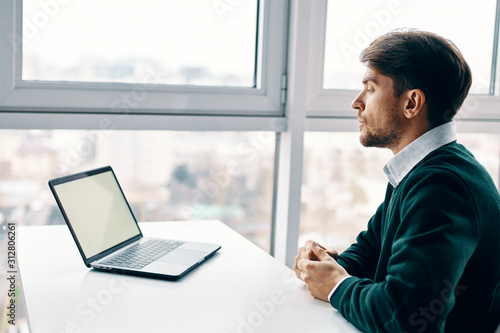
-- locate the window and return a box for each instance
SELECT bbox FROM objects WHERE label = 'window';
[23,0,259,87]
[324,0,498,94]
[0,129,275,251]
[0,0,288,117]
[3,4,500,331]
[300,131,500,252]
[0,0,499,281]
[306,0,500,118]
[457,132,500,188]
[300,132,392,252]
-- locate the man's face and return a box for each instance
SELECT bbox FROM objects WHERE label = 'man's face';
[352,67,406,150]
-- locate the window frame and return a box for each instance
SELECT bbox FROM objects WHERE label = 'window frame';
[305,0,500,121]
[0,0,289,123]
[275,0,500,267]
[1,0,499,269]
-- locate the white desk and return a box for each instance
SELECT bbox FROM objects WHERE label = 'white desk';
[19,220,360,333]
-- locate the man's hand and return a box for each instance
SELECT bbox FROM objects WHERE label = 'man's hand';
[294,240,339,279]
[294,241,350,302]
[294,240,338,267]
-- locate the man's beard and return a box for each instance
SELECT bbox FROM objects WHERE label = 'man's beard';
[361,130,400,148]
[359,108,402,149]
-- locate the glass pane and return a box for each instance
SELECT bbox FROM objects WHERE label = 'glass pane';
[301,131,500,253]
[324,0,497,94]
[301,132,393,252]
[22,0,259,87]
[0,130,275,251]
[457,132,500,189]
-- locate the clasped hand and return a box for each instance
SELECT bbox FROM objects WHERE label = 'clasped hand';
[293,240,350,302]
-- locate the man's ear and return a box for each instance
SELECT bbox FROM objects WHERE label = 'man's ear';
[403,89,426,119]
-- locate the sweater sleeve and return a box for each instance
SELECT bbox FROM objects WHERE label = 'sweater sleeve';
[330,168,480,333]
[337,201,384,279]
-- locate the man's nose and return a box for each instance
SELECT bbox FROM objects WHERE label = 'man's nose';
[351,92,364,112]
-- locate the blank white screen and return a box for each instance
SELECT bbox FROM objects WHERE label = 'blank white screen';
[54,171,140,258]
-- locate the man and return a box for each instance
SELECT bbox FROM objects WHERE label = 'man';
[294,30,500,333]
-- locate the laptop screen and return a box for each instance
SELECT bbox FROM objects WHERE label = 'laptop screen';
[52,170,141,258]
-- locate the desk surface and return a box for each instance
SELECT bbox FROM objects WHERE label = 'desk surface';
[19,220,360,333]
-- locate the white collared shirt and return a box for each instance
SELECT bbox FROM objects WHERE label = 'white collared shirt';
[328,121,457,302]
[383,121,457,187]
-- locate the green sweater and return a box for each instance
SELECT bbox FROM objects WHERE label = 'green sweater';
[330,142,500,332]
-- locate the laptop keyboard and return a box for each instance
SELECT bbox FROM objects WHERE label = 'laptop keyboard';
[100,239,184,270]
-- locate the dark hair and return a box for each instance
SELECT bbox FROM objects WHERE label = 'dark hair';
[360,29,472,128]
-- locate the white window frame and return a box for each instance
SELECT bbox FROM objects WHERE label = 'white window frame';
[304,0,500,121]
[274,0,500,267]
[1,0,499,269]
[0,0,288,128]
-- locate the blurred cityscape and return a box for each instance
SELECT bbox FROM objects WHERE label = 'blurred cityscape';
[0,130,275,246]
[2,130,497,254]
[0,129,275,332]
[1,129,499,332]
[301,131,500,253]
[22,56,254,88]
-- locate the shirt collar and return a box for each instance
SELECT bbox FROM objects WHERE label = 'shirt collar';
[383,121,457,187]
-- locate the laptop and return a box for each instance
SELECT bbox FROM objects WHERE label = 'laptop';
[48,166,221,280]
